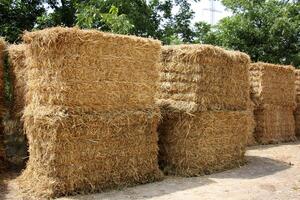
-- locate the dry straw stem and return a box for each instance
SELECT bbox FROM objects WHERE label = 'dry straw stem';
[18,107,162,199]
[0,38,6,171]
[254,104,296,144]
[157,44,252,113]
[249,62,296,108]
[23,27,161,111]
[158,108,254,176]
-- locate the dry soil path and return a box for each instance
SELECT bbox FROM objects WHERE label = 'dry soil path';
[1,142,300,200]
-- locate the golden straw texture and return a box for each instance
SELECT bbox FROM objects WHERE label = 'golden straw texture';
[157,44,252,113]
[159,109,254,176]
[18,27,162,198]
[157,44,254,176]
[249,62,296,107]
[249,62,296,144]
[19,107,162,198]
[294,69,300,137]
[5,44,28,166]
[0,38,6,170]
[254,105,296,144]
[23,27,161,111]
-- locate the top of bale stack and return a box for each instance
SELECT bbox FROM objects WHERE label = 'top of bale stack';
[249,62,295,108]
[22,27,161,112]
[158,44,252,113]
[162,44,250,66]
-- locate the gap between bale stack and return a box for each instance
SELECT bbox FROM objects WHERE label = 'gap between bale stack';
[157,44,255,176]
[5,44,28,167]
[249,62,296,144]
[294,69,300,137]
[17,27,163,199]
[0,38,7,171]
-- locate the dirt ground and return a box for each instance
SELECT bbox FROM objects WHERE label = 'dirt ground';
[1,141,300,200]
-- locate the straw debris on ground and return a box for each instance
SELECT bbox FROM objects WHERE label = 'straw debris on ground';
[157,44,254,176]
[249,62,296,144]
[18,27,162,198]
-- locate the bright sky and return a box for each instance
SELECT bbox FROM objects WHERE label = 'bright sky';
[191,0,231,25]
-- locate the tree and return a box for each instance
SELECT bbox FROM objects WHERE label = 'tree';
[0,0,45,42]
[75,0,160,37]
[36,0,86,29]
[173,0,196,43]
[209,0,300,67]
[76,5,134,34]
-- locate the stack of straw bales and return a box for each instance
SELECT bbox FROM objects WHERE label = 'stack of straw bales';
[249,62,296,144]
[0,38,6,170]
[158,45,254,176]
[294,69,300,137]
[5,44,28,166]
[18,27,162,198]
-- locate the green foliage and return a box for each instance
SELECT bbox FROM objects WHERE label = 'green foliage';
[1,0,299,67]
[208,0,300,67]
[173,0,196,43]
[76,4,134,34]
[0,0,45,42]
[37,0,83,29]
[100,6,134,34]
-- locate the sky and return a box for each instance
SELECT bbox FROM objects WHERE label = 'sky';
[191,0,231,25]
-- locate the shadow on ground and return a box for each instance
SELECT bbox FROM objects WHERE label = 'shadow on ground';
[66,177,216,200]
[248,140,300,151]
[0,171,19,200]
[210,156,291,179]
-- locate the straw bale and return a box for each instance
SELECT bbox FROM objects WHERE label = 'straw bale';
[295,70,300,103]
[0,38,6,170]
[158,108,254,176]
[157,44,251,113]
[18,107,162,198]
[294,69,300,137]
[249,62,296,107]
[254,104,296,144]
[8,44,27,118]
[23,27,161,111]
